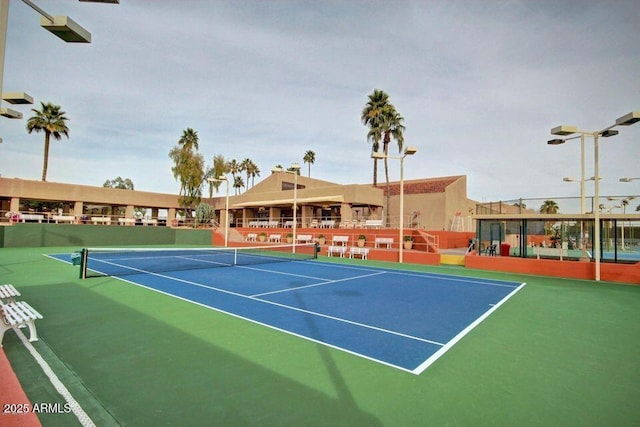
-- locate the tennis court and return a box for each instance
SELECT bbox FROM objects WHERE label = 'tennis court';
[3,245,639,426]
[51,245,524,374]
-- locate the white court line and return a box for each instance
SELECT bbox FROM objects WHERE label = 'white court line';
[251,271,388,297]
[238,264,331,281]
[15,329,96,427]
[411,281,527,375]
[48,254,523,374]
[300,260,521,288]
[103,267,446,348]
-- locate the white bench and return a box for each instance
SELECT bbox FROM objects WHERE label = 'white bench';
[297,234,313,243]
[118,218,136,226]
[0,284,20,304]
[331,235,349,246]
[142,219,158,226]
[320,220,335,228]
[364,219,383,228]
[1,301,43,347]
[327,245,347,258]
[268,234,281,243]
[374,237,394,248]
[19,214,44,223]
[53,215,76,224]
[349,247,370,260]
[246,233,258,242]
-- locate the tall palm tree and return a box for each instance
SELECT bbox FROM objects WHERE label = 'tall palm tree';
[303,150,315,177]
[362,90,405,226]
[227,159,241,181]
[241,158,258,189]
[380,108,405,180]
[26,102,70,181]
[250,164,260,187]
[361,89,390,186]
[178,128,199,152]
[233,176,244,195]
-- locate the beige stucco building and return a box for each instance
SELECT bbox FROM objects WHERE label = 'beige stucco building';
[0,173,477,231]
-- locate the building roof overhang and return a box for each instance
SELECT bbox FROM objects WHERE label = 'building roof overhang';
[232,195,345,208]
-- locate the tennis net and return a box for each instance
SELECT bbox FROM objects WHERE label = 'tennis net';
[79,243,318,278]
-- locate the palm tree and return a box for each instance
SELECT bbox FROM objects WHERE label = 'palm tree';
[539,200,559,214]
[241,158,258,189]
[303,150,315,177]
[227,159,241,181]
[361,89,390,186]
[26,102,70,181]
[178,128,199,152]
[380,107,405,181]
[233,176,244,195]
[539,200,560,240]
[249,164,260,187]
[361,89,405,226]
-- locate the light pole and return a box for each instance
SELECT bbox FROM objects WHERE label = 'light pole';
[371,146,417,263]
[272,163,301,251]
[207,176,229,247]
[549,111,639,281]
[0,0,117,142]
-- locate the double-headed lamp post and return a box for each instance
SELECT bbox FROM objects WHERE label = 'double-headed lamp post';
[272,163,301,251]
[0,0,118,142]
[207,176,229,247]
[371,146,417,263]
[548,111,639,281]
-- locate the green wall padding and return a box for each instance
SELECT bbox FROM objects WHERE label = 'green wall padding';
[0,224,212,248]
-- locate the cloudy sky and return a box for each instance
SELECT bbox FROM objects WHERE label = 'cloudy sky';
[1,0,638,207]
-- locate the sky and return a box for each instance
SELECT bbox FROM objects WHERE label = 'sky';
[0,0,639,208]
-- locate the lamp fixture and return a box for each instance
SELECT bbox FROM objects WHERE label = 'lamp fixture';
[615,111,640,126]
[547,139,565,145]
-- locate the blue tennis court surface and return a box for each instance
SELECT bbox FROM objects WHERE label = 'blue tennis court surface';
[50,253,525,374]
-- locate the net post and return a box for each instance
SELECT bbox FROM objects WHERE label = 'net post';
[79,248,88,279]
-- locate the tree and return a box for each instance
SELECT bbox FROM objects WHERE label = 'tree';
[303,150,315,177]
[178,128,199,152]
[361,89,405,226]
[539,200,559,214]
[227,159,241,181]
[361,89,389,186]
[233,175,245,195]
[380,108,405,205]
[26,102,70,181]
[539,200,560,240]
[169,129,205,218]
[241,158,259,190]
[205,154,228,198]
[249,164,260,187]
[103,177,134,190]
